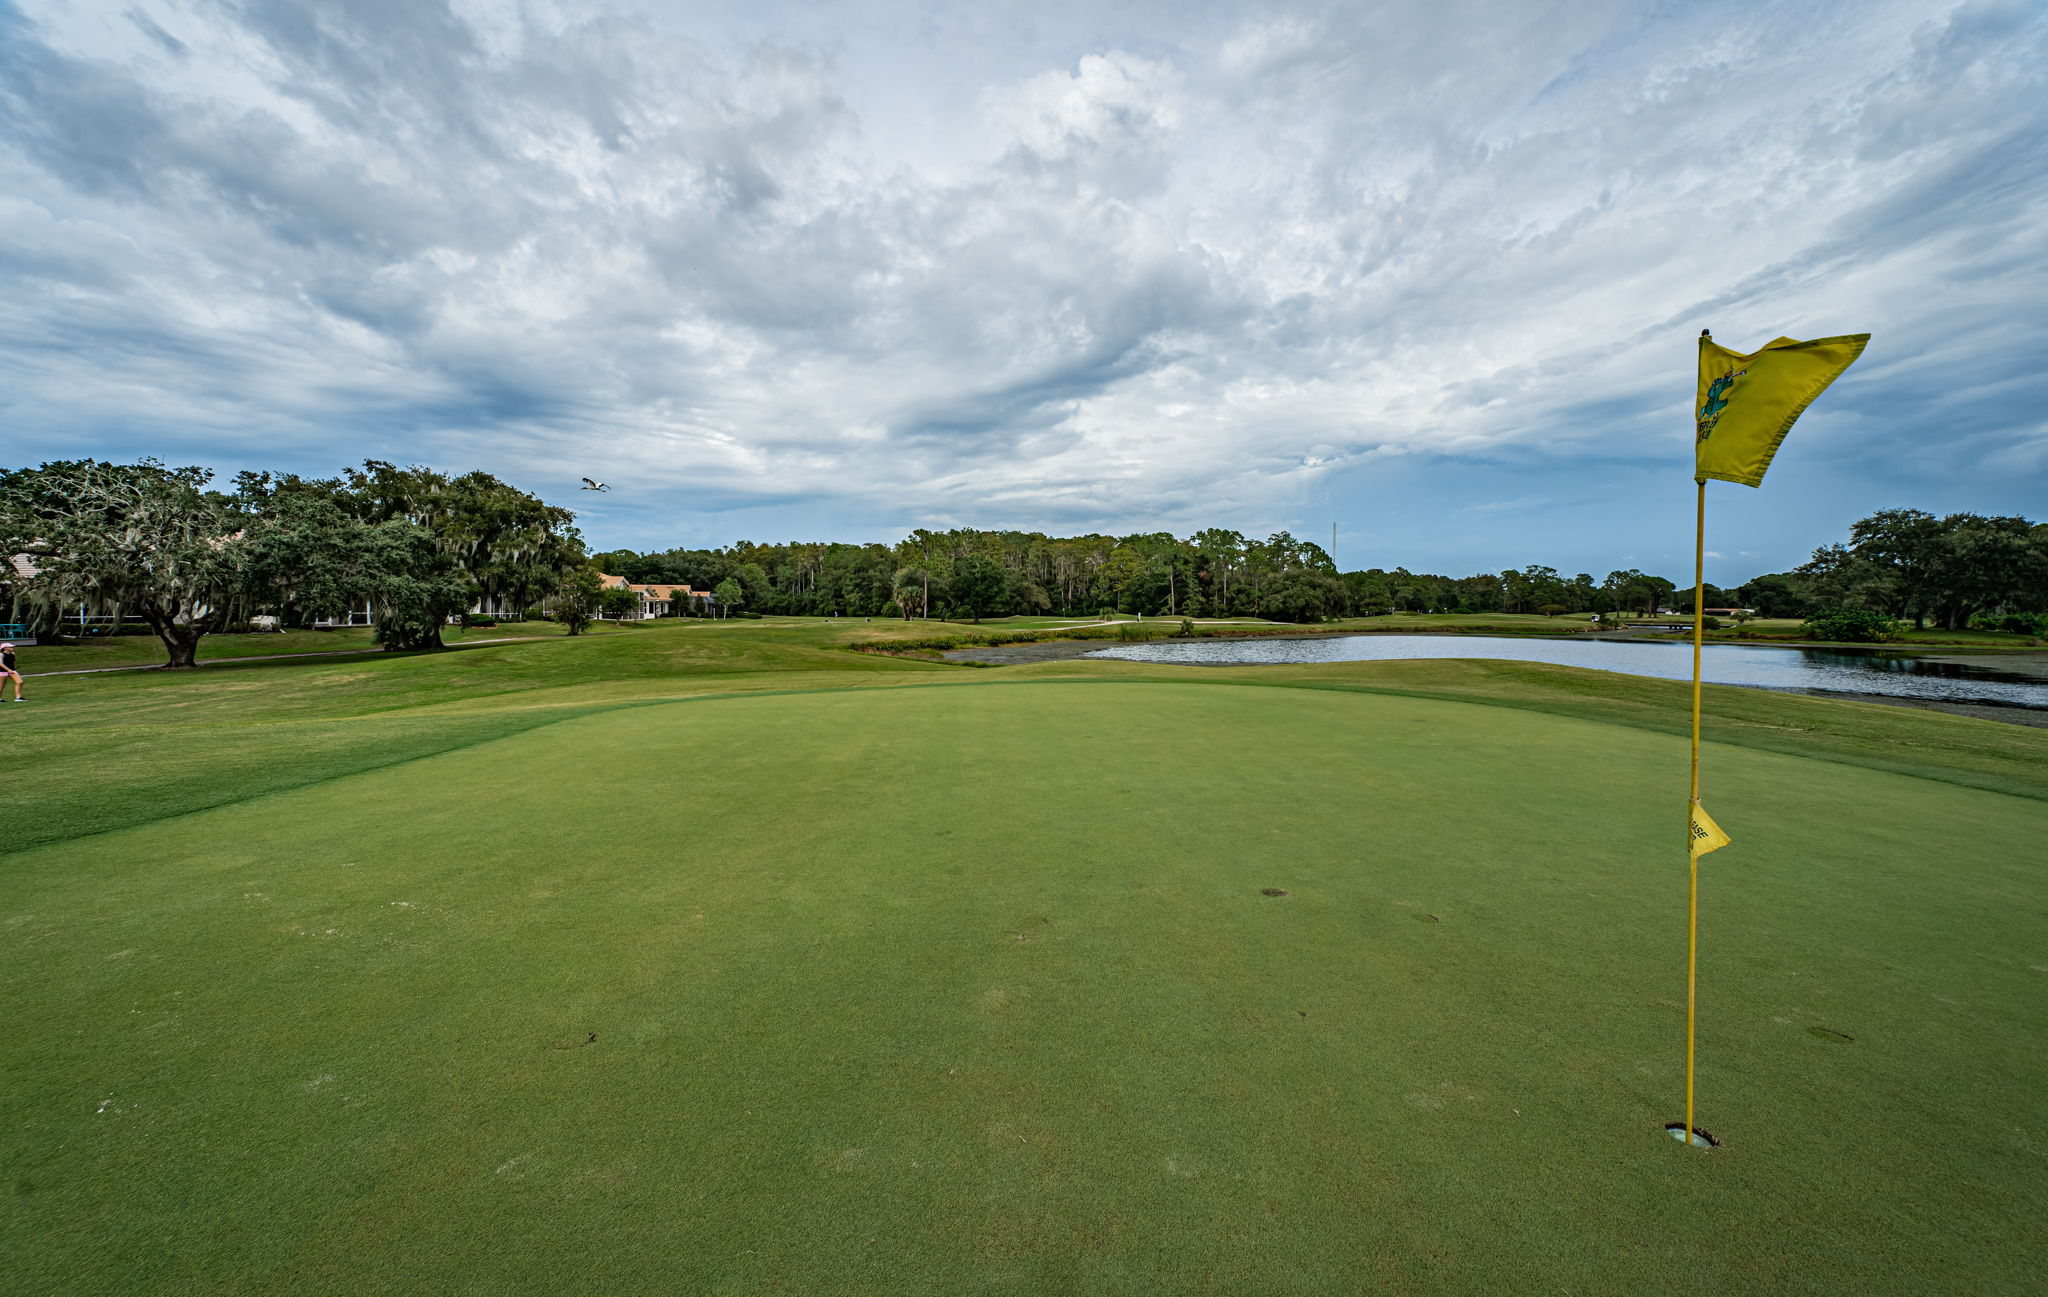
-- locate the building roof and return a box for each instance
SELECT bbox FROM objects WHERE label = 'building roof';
[595,576,713,600]
[631,583,707,599]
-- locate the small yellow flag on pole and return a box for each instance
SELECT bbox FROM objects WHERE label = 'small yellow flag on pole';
[1688,799,1730,859]
[1696,333,1870,487]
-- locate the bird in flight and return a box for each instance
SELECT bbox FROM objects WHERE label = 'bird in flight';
[581,477,609,492]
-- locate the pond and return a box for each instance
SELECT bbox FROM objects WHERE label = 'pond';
[1081,634,2048,710]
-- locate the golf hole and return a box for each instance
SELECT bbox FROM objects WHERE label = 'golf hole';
[1665,1123,1720,1148]
[1261,888,1289,897]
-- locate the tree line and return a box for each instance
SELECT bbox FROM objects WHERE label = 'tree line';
[599,510,2046,630]
[1730,509,2048,632]
[597,530,1702,623]
[8,456,2042,668]
[599,529,1353,622]
[0,459,587,665]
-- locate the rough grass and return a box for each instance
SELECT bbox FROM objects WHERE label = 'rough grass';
[4,621,2046,1294]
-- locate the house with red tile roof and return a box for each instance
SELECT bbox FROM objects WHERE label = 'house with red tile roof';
[596,575,716,619]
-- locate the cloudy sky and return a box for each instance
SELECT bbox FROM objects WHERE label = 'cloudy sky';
[3,0,2043,581]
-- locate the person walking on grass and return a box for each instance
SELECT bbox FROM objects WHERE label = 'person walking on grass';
[0,643,23,702]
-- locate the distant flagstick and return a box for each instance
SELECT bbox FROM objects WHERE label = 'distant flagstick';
[1679,323,1868,1149]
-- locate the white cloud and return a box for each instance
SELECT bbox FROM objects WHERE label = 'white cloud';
[1461,497,1548,515]
[0,0,2042,539]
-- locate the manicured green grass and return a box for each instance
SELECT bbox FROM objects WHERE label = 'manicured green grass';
[933,615,1282,627]
[4,621,2045,1293]
[10,621,2044,859]
[12,619,619,673]
[0,620,954,855]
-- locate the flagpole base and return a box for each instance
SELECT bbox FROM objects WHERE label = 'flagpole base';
[1665,1123,1720,1148]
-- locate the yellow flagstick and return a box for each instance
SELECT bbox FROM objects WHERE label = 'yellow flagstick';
[1681,321,1864,1148]
[1685,472,1707,1147]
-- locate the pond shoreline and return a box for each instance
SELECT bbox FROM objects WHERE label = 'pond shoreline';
[942,633,2048,728]
[944,631,2048,666]
[1780,688,2048,729]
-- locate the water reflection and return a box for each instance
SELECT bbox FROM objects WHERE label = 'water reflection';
[1083,634,2048,708]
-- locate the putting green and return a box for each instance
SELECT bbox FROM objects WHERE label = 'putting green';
[5,680,2043,1294]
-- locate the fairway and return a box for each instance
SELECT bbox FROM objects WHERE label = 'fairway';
[6,675,2043,1295]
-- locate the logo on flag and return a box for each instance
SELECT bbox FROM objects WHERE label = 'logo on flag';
[1695,369,1748,443]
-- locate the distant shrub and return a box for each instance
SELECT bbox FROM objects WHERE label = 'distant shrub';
[460,614,498,627]
[522,606,546,622]
[1177,618,1195,636]
[1801,608,1895,643]
[847,628,1056,656]
[1980,612,2048,636]
[738,611,764,619]
[1700,615,1722,630]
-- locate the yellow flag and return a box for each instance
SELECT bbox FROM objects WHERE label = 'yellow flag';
[1696,332,1869,487]
[1688,799,1731,859]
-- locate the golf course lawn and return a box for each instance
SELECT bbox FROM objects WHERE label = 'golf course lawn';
[13,619,594,674]
[4,624,2045,1294]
